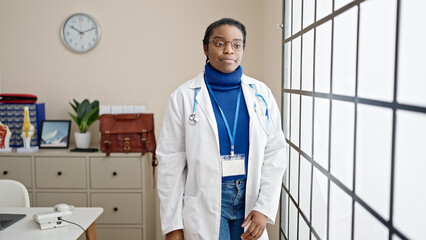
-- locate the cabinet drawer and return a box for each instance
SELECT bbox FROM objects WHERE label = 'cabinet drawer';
[0,157,32,187]
[90,157,141,189]
[96,228,142,240]
[91,193,142,224]
[35,157,86,188]
[36,192,87,207]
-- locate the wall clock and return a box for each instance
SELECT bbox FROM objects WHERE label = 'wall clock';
[61,13,101,53]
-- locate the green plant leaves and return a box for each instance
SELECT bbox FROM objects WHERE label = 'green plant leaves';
[69,98,99,133]
[69,99,80,113]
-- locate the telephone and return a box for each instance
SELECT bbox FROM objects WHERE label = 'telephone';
[33,203,75,230]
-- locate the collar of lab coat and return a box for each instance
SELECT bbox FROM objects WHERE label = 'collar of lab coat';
[188,71,257,140]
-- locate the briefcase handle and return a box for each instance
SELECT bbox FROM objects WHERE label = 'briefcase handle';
[113,114,140,120]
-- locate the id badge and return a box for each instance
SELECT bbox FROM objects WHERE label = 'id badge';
[221,154,245,177]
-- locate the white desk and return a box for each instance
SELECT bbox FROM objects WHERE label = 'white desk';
[0,207,103,240]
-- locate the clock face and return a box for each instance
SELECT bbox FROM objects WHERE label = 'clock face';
[61,13,101,53]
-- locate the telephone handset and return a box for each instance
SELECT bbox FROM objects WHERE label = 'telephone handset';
[33,203,75,230]
[53,203,75,212]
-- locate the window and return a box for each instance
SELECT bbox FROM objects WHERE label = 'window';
[280,0,426,239]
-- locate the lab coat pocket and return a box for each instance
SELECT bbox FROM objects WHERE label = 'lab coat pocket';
[182,195,200,238]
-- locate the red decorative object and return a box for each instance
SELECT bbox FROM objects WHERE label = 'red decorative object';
[0,94,37,103]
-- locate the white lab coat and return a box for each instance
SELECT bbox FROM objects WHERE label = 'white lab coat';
[157,71,287,240]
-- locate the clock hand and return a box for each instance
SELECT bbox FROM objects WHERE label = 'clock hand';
[71,26,83,34]
[81,27,96,34]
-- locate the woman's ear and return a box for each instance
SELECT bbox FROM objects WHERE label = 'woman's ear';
[203,45,208,56]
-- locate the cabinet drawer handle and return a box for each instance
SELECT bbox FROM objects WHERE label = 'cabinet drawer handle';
[113,207,118,212]
[112,171,117,176]
[3,170,8,175]
[57,171,62,176]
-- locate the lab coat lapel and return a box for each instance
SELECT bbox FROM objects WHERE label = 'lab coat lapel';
[189,72,219,140]
[242,76,257,179]
[241,75,256,121]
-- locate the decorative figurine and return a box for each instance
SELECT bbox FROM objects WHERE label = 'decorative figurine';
[21,106,35,149]
[0,121,12,149]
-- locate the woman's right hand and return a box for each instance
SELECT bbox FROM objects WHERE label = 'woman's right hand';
[165,229,184,240]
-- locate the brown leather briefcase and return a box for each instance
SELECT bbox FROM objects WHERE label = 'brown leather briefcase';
[99,113,158,168]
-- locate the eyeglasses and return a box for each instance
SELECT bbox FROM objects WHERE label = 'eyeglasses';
[209,39,244,52]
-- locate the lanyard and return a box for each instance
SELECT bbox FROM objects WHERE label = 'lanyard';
[205,81,242,156]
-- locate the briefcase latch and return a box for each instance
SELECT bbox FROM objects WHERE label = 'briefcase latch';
[124,137,131,152]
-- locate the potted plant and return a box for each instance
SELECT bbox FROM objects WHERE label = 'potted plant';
[69,99,99,149]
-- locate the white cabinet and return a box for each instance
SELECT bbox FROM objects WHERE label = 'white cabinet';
[90,157,142,189]
[35,157,86,189]
[0,150,155,240]
[91,193,142,224]
[0,156,32,187]
[36,192,88,207]
[97,228,143,240]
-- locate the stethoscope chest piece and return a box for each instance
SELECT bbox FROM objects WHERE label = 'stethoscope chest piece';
[188,113,198,125]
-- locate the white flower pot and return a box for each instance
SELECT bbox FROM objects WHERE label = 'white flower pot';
[75,132,91,149]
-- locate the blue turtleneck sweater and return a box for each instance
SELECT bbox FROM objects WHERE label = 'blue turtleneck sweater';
[204,63,249,181]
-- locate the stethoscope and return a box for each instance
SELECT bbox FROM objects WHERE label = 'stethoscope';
[188,84,272,135]
[249,84,270,133]
[188,88,199,125]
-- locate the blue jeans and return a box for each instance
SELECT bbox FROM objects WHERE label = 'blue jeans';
[219,179,246,240]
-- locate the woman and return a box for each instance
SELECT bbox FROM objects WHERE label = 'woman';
[157,18,287,240]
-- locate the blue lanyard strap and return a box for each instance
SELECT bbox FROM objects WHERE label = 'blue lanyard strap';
[205,81,242,156]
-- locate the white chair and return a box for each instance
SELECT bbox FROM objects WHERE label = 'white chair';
[0,179,30,207]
